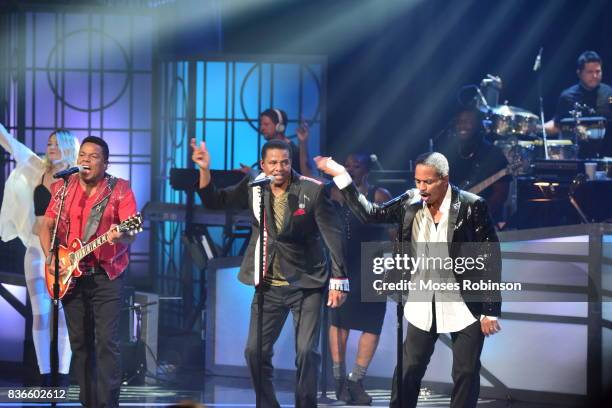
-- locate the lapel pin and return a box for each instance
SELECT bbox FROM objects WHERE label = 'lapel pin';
[299,194,310,209]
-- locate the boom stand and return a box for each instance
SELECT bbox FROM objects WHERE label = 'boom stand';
[48,177,70,400]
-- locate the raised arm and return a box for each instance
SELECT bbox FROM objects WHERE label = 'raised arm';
[314,156,403,224]
[296,119,314,178]
[0,123,38,164]
[191,138,212,189]
[191,137,250,210]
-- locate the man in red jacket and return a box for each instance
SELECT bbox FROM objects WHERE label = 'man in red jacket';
[40,136,137,408]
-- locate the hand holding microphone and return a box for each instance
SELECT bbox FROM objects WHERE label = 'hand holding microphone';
[380,189,416,210]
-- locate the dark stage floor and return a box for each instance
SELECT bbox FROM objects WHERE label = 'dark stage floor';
[0,374,567,408]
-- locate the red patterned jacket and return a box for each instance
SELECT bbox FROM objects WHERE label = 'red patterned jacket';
[45,174,137,280]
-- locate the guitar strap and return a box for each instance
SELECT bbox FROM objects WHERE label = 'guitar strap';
[82,175,118,242]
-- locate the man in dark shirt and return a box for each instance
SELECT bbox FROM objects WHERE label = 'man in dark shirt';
[440,105,510,222]
[545,50,612,157]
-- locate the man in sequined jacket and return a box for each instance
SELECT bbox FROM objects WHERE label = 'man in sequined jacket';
[315,151,502,408]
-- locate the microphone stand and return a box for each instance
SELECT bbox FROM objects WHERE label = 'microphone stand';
[568,194,591,224]
[48,176,70,397]
[568,174,591,224]
[255,184,265,408]
[248,174,272,408]
[395,216,405,407]
[536,51,549,159]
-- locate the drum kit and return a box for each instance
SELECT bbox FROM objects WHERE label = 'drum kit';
[479,102,607,174]
[468,74,611,226]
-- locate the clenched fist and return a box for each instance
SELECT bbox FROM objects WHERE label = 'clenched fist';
[313,156,346,178]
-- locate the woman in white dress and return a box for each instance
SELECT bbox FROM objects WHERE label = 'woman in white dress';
[0,124,78,385]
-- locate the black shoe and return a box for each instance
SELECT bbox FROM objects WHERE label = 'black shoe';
[40,373,70,387]
[40,373,51,387]
[335,378,352,403]
[347,377,373,405]
[58,374,71,388]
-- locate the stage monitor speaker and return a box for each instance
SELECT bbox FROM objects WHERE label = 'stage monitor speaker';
[135,291,159,385]
[120,289,159,385]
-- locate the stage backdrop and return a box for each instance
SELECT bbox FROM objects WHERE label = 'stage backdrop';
[0,4,154,282]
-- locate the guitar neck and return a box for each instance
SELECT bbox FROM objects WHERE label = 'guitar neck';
[468,168,508,195]
[67,213,141,267]
[72,230,112,263]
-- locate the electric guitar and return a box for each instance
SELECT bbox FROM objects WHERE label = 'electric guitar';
[45,213,143,299]
[462,161,522,195]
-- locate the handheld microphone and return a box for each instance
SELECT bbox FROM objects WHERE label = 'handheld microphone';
[53,166,85,179]
[533,47,543,72]
[380,189,416,210]
[248,175,275,188]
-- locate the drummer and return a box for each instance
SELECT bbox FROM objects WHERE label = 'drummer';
[439,104,510,223]
[544,50,612,157]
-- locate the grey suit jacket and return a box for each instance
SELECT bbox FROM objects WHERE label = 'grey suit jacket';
[198,171,348,289]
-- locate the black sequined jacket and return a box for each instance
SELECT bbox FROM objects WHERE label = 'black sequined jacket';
[340,183,502,317]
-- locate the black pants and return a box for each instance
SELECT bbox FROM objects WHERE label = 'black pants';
[63,272,123,408]
[244,285,323,408]
[390,315,485,408]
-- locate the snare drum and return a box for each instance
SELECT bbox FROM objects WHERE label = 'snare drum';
[488,111,513,137]
[513,111,540,136]
[485,105,541,138]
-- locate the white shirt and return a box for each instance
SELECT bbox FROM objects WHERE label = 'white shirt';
[332,171,496,333]
[404,185,478,333]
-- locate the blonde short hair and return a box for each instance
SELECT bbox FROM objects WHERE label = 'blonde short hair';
[43,130,79,170]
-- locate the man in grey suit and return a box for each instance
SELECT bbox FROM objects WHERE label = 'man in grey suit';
[191,138,348,408]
